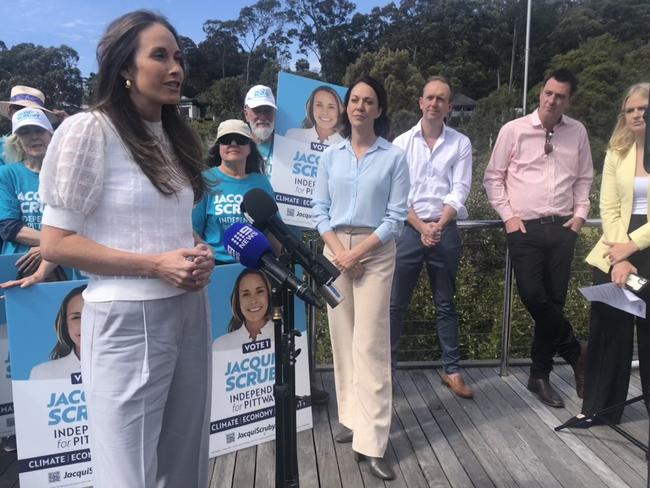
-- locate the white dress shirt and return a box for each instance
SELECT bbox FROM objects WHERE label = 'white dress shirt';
[393,120,472,220]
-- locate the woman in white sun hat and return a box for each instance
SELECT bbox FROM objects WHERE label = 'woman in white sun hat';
[0,85,65,165]
[0,108,57,277]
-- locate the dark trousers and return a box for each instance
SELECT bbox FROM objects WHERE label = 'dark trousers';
[582,214,650,423]
[506,221,582,378]
[389,222,461,373]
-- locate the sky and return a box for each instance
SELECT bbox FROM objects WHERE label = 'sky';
[1,0,385,77]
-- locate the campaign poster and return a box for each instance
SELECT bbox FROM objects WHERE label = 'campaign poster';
[207,263,312,457]
[0,254,23,440]
[6,280,90,487]
[271,72,347,228]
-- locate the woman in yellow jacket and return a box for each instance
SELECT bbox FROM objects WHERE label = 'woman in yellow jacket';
[581,82,649,425]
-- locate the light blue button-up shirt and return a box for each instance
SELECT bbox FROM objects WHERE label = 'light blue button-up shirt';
[311,137,410,243]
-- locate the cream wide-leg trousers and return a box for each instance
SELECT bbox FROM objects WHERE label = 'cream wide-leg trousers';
[324,228,396,458]
[80,290,212,488]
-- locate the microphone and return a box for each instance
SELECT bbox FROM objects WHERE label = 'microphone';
[224,223,324,308]
[240,188,343,308]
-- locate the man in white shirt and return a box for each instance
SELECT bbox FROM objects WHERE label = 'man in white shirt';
[390,76,473,398]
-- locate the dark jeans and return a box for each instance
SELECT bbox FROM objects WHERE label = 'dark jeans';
[582,214,650,423]
[506,220,582,378]
[390,222,461,373]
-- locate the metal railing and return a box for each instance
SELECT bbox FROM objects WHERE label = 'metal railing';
[308,218,603,377]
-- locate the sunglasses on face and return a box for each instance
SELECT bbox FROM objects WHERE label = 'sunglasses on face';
[15,126,48,137]
[217,135,250,146]
[544,129,554,155]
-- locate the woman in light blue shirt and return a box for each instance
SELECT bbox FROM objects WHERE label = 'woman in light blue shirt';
[311,76,409,481]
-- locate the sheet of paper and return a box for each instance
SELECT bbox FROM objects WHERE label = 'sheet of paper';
[579,282,646,318]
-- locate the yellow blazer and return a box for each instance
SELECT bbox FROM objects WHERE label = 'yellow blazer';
[586,145,650,273]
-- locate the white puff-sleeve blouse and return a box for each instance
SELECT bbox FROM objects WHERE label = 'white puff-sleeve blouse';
[40,112,195,303]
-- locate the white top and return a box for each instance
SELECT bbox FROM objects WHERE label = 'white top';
[633,176,648,215]
[285,127,343,147]
[392,120,473,220]
[212,320,273,352]
[39,112,194,302]
[29,351,80,380]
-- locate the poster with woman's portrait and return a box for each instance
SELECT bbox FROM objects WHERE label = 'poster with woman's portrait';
[271,72,347,228]
[5,280,90,488]
[0,254,24,441]
[206,263,312,457]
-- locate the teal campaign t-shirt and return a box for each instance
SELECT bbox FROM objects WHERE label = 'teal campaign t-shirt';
[0,162,42,254]
[0,138,6,165]
[193,167,275,263]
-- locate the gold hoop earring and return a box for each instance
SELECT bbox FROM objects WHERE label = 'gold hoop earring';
[125,79,132,89]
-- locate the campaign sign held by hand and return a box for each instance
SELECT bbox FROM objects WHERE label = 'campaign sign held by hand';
[6,280,90,488]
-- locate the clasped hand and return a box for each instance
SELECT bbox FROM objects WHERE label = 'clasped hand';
[603,240,639,266]
[420,222,442,247]
[156,244,215,291]
[331,248,364,278]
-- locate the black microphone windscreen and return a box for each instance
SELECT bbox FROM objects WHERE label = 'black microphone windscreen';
[242,188,278,228]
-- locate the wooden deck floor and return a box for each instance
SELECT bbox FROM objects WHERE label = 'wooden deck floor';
[0,365,647,487]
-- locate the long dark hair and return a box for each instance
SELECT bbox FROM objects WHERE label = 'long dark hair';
[51,285,86,360]
[227,269,271,333]
[206,139,264,174]
[302,85,344,131]
[92,10,206,202]
[341,76,390,139]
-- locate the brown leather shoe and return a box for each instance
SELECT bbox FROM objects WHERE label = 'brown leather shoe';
[527,377,564,408]
[572,342,587,399]
[354,451,395,480]
[441,372,473,399]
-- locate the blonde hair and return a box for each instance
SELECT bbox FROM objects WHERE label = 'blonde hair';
[608,82,649,155]
[2,134,23,163]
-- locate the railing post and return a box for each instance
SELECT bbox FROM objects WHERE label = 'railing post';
[499,246,514,377]
[307,240,318,374]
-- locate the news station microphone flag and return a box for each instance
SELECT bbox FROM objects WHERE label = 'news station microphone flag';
[223,223,322,308]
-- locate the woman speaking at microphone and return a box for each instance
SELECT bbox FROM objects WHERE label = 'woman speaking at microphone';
[38,10,214,488]
[311,76,409,481]
[580,82,650,426]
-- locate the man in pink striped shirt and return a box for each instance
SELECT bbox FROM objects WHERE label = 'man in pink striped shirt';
[484,69,593,408]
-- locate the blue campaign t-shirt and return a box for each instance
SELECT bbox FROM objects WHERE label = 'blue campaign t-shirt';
[0,138,7,165]
[0,162,42,254]
[193,167,275,263]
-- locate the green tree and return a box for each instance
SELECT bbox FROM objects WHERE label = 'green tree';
[0,43,83,113]
[199,76,245,122]
[236,0,286,85]
[201,19,244,84]
[285,0,355,63]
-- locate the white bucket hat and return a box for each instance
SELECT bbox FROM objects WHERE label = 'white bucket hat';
[0,85,57,123]
[12,107,54,135]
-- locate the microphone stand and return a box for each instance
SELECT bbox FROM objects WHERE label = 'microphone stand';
[643,108,650,488]
[270,255,303,488]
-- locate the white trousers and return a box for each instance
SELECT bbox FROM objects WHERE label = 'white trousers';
[325,229,395,457]
[81,290,212,488]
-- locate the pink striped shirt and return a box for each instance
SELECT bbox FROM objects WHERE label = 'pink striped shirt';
[483,110,593,222]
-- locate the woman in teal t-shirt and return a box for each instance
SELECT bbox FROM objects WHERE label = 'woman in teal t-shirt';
[193,119,275,264]
[0,107,54,276]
